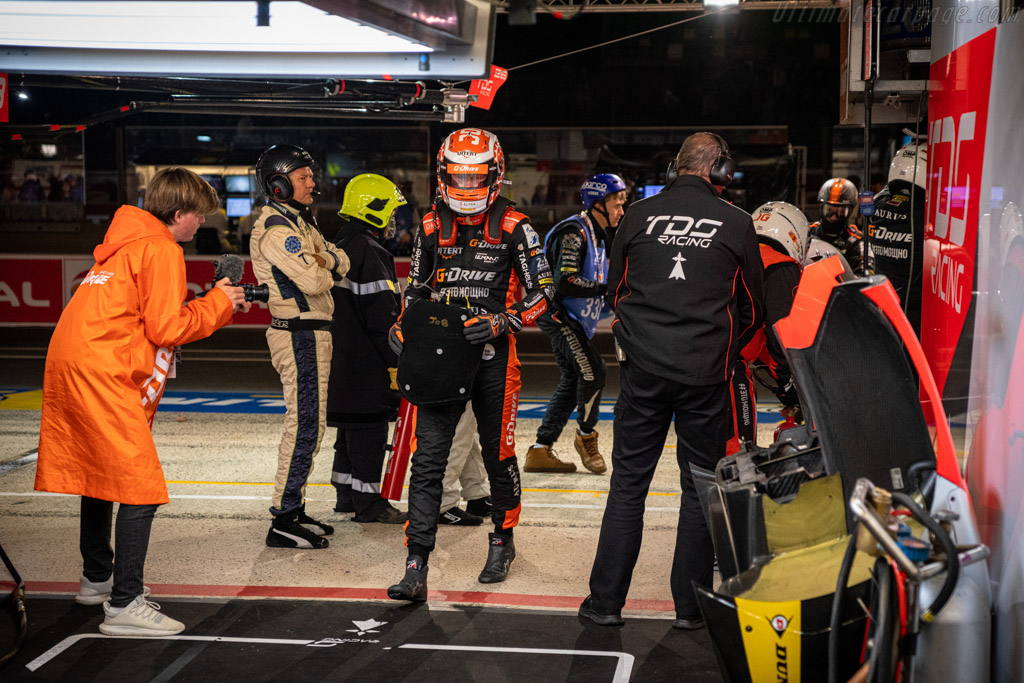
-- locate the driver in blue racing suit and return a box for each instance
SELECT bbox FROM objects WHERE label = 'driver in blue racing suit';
[525,173,628,475]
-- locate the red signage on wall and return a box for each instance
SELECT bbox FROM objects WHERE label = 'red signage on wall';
[0,257,65,324]
[1,254,412,327]
[921,29,996,403]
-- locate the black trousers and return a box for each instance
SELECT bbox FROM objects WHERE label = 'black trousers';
[332,422,391,521]
[535,313,607,445]
[405,335,522,556]
[80,496,159,608]
[587,362,729,618]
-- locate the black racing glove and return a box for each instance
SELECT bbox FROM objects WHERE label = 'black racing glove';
[388,323,404,356]
[463,312,510,344]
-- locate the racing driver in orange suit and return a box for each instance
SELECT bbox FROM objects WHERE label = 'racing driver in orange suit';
[387,128,553,601]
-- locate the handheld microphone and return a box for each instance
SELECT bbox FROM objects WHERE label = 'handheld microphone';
[214,254,245,285]
[212,254,269,303]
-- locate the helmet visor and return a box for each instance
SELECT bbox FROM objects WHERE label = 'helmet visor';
[821,203,852,221]
[443,163,495,190]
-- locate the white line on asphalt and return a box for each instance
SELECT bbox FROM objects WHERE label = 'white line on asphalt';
[399,644,634,683]
[25,634,318,672]
[0,450,37,476]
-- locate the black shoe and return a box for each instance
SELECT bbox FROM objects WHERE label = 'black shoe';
[438,507,483,526]
[387,556,428,602]
[372,506,408,524]
[672,615,705,631]
[465,496,492,517]
[266,514,329,549]
[578,595,624,626]
[478,533,516,584]
[297,505,334,536]
[334,487,354,514]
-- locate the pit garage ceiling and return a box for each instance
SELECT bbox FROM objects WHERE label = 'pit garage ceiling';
[0,0,495,78]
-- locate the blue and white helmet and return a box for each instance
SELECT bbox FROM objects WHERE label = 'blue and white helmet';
[581,173,627,210]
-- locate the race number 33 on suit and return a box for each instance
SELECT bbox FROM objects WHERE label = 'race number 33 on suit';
[387,128,553,601]
[250,144,351,550]
[526,173,628,475]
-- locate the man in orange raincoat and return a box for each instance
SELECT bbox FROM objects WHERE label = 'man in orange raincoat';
[36,168,250,637]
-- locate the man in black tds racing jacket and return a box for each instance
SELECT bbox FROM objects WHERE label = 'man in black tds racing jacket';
[387,128,553,601]
[870,143,927,336]
[580,132,764,630]
[525,173,628,475]
[326,173,408,525]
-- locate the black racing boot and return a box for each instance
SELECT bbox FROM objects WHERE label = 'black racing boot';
[465,496,492,517]
[266,513,329,549]
[387,556,429,602]
[297,504,334,536]
[478,533,516,584]
[438,507,483,526]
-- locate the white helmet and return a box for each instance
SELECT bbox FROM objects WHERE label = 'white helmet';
[802,237,853,272]
[888,143,928,188]
[752,201,810,262]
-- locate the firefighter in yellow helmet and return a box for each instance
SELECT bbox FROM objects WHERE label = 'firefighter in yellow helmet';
[326,173,409,524]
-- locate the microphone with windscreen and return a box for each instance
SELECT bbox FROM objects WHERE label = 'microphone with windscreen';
[213,254,269,303]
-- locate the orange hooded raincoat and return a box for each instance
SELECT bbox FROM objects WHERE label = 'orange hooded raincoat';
[36,205,234,505]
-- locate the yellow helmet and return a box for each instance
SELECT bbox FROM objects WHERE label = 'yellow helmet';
[339,173,407,229]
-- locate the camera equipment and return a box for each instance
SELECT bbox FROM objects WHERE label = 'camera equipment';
[213,254,269,303]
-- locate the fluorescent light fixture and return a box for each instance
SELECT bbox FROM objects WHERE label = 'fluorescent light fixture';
[17,91,29,99]
[196,135,213,142]
[704,0,740,6]
[0,0,495,78]
[41,143,58,157]
[0,2,431,52]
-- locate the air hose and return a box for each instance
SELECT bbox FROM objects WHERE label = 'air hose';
[891,491,959,622]
[828,533,859,683]
[867,558,898,683]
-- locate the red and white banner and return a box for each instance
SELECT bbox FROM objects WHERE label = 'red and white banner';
[921,28,995,405]
[1,254,412,326]
[469,65,508,111]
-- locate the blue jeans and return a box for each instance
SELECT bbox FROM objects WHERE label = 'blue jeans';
[80,496,159,608]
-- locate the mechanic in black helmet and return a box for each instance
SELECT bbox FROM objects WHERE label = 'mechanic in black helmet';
[809,177,865,272]
[250,144,351,550]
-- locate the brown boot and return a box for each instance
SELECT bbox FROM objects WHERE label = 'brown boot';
[524,445,577,473]
[574,431,607,474]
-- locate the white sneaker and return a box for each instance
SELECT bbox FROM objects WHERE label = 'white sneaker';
[99,595,184,636]
[76,575,151,605]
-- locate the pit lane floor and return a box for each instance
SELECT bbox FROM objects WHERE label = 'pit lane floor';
[0,328,787,682]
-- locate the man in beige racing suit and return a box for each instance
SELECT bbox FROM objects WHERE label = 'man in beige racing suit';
[250,144,350,549]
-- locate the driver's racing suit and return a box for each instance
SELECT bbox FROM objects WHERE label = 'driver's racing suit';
[401,198,553,557]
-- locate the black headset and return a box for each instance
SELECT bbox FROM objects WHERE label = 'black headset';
[708,133,736,187]
[266,173,293,202]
